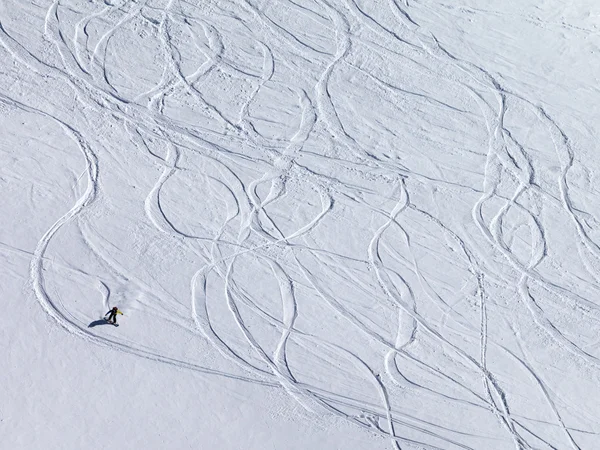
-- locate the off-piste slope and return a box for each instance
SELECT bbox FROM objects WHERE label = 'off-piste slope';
[2,0,600,449]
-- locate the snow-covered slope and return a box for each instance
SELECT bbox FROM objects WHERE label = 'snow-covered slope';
[2,1,600,448]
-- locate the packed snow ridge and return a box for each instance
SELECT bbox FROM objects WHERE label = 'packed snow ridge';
[3,0,600,449]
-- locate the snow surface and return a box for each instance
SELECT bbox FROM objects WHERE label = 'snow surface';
[2,0,600,449]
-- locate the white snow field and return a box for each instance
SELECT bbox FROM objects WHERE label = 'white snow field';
[2,0,600,449]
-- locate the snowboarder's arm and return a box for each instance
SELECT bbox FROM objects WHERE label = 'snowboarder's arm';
[117,310,123,315]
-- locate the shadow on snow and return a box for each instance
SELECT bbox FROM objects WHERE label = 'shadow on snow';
[88,319,113,328]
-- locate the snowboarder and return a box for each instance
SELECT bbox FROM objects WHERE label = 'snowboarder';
[104,306,123,325]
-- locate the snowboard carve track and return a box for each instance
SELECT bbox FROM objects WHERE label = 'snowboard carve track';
[3,0,600,448]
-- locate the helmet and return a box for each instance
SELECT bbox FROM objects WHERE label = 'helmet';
[112,306,118,310]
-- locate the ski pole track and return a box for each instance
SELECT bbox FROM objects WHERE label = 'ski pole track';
[4,0,600,447]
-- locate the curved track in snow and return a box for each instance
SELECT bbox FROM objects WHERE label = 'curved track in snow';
[2,0,600,448]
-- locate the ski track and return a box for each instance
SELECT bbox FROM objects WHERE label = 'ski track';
[3,0,600,448]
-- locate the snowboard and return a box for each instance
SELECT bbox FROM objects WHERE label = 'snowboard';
[104,318,119,327]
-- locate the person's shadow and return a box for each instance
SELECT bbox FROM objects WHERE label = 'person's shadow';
[88,319,111,328]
